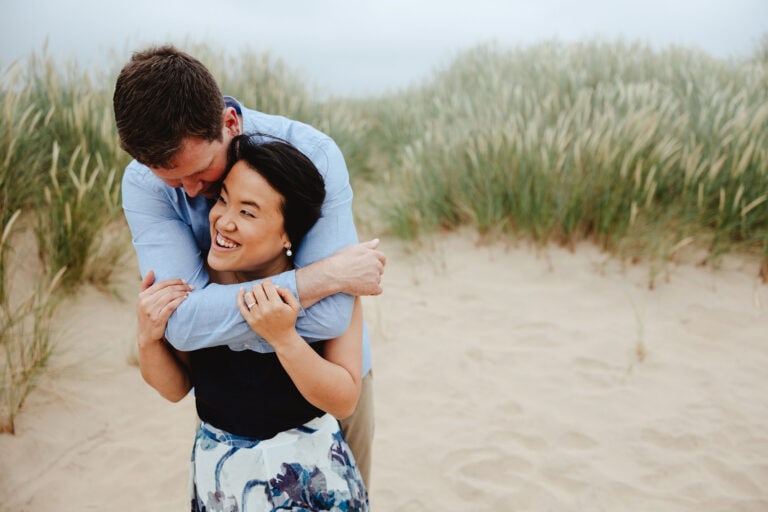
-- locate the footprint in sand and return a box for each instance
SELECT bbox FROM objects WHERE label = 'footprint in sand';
[574,356,625,386]
[557,431,598,451]
[640,427,702,452]
[442,446,533,480]
[500,400,524,416]
[698,455,766,497]
[441,446,534,500]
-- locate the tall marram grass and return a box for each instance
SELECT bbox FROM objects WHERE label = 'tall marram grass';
[24,50,127,291]
[2,49,127,291]
[370,41,768,279]
[0,48,127,432]
[0,259,65,434]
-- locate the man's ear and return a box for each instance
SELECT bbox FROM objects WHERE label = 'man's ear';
[223,107,241,136]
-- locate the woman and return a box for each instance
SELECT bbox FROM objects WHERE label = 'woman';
[136,135,369,511]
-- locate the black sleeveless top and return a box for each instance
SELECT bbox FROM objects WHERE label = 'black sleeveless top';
[190,341,327,438]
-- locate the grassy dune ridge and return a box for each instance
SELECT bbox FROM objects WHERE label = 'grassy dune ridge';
[365,42,768,264]
[0,38,766,431]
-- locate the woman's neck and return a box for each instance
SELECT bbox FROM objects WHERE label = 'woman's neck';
[206,258,293,285]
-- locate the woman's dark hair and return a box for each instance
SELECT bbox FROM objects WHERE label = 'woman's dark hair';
[225,134,325,256]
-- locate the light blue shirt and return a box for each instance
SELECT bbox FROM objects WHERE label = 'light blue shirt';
[121,97,371,375]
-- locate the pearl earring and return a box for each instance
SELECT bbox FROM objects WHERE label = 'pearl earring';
[286,247,293,257]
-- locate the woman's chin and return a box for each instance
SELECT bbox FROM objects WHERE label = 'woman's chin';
[207,253,231,272]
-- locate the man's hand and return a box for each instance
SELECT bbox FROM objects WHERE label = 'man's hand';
[329,239,386,296]
[294,238,386,309]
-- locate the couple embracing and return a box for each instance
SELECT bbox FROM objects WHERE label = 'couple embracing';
[116,46,385,511]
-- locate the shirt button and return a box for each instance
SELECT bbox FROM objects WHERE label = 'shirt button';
[243,343,250,349]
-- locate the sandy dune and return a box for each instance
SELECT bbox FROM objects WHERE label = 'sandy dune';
[1,232,767,511]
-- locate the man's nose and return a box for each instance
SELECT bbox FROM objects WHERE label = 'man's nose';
[182,179,203,197]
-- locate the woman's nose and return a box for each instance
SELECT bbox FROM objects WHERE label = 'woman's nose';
[217,209,236,230]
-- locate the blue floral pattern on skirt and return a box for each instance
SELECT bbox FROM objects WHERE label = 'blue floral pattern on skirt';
[190,414,368,511]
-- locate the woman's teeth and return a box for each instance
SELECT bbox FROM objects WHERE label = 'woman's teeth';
[216,232,239,249]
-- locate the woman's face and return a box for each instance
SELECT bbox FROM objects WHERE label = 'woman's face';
[207,161,290,276]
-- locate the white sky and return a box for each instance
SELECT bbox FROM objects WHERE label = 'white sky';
[1,0,766,97]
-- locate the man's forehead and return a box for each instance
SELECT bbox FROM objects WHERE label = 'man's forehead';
[155,139,220,176]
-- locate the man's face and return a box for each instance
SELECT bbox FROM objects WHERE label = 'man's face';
[151,136,230,198]
[150,108,240,198]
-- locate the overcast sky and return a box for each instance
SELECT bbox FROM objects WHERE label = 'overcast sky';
[1,0,766,97]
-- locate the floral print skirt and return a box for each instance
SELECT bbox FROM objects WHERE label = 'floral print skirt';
[190,413,369,511]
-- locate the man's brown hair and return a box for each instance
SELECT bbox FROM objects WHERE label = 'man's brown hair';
[113,45,225,168]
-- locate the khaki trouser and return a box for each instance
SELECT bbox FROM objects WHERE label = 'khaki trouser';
[340,371,375,490]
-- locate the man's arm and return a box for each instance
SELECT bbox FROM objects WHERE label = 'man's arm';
[296,239,385,308]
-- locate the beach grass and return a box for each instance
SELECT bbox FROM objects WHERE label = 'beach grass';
[0,49,126,431]
[362,41,768,278]
[182,38,768,279]
[0,36,766,431]
[0,268,64,434]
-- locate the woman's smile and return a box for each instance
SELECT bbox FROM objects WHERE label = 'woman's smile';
[214,231,240,250]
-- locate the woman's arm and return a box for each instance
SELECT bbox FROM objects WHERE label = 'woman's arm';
[136,270,193,402]
[138,339,192,403]
[238,281,363,419]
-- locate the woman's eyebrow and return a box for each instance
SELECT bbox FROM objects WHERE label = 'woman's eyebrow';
[223,183,261,210]
[240,199,262,210]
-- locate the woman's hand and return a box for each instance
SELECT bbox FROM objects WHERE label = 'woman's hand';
[237,279,300,348]
[137,270,192,348]
[135,270,193,402]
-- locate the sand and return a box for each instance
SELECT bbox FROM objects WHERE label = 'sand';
[1,232,767,511]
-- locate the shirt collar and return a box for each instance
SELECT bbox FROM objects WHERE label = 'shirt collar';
[224,96,242,117]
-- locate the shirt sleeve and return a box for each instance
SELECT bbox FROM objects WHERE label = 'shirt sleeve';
[290,136,360,339]
[121,135,358,352]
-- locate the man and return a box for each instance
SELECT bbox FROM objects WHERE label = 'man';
[114,45,383,486]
